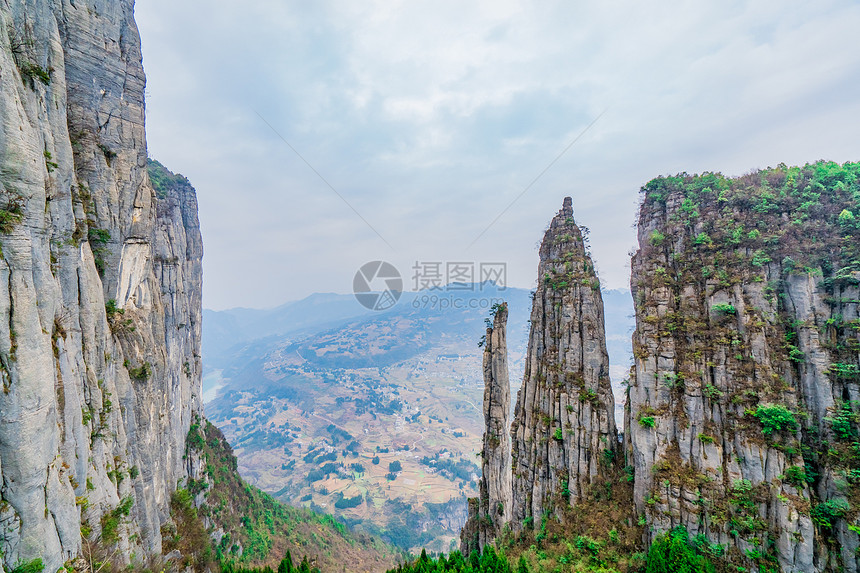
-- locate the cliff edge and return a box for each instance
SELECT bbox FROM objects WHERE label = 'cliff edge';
[0,2,202,570]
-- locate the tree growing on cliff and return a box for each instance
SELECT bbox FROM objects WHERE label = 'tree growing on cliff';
[645,527,715,573]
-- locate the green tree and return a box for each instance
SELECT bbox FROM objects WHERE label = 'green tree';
[646,527,714,573]
[278,551,294,573]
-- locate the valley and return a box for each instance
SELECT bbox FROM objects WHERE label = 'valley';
[203,287,633,553]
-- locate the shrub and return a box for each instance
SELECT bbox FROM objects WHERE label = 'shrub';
[18,62,51,86]
[826,401,856,440]
[649,230,666,247]
[371,456,380,465]
[105,299,122,317]
[88,228,111,275]
[553,427,563,441]
[693,232,711,246]
[754,404,798,436]
[639,415,656,428]
[10,559,44,573]
[561,479,570,501]
[783,466,809,488]
[126,362,152,381]
[702,384,724,400]
[750,250,772,267]
[812,498,850,529]
[100,496,134,544]
[645,526,715,573]
[0,197,25,233]
[711,303,737,316]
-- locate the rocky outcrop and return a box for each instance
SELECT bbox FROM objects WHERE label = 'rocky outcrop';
[510,197,617,528]
[626,164,860,572]
[461,303,512,554]
[0,2,202,571]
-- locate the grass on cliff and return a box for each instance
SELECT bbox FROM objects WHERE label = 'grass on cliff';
[147,158,194,199]
[633,160,860,571]
[390,471,716,572]
[178,417,398,572]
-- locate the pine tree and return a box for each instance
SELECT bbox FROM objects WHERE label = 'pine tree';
[278,551,294,573]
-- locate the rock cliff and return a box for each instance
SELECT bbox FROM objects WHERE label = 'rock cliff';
[461,303,512,554]
[509,197,617,528]
[0,1,202,571]
[459,164,860,573]
[626,162,860,572]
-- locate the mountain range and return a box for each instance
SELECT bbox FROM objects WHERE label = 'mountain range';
[201,284,634,552]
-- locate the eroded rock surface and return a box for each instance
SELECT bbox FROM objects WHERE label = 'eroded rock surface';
[510,197,617,529]
[0,2,202,570]
[626,165,860,572]
[461,303,512,554]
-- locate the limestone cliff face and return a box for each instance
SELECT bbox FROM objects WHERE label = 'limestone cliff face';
[510,197,617,528]
[0,1,202,571]
[461,303,512,555]
[626,164,860,572]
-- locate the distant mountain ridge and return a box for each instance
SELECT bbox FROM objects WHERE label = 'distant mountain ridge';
[204,285,634,379]
[200,284,634,553]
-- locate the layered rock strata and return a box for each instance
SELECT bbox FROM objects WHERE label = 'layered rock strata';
[626,164,860,572]
[0,2,202,570]
[461,303,512,554]
[510,197,617,529]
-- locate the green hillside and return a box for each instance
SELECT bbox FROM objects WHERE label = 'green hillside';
[169,417,399,573]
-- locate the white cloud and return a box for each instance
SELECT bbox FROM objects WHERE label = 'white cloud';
[135,0,860,309]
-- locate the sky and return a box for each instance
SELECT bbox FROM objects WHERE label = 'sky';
[134,0,860,311]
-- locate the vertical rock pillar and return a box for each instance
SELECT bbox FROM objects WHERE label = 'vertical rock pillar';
[461,303,512,554]
[510,197,617,529]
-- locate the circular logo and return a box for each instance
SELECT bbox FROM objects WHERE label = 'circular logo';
[353,261,403,311]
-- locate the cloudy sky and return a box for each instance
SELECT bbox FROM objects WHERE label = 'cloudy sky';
[135,0,860,311]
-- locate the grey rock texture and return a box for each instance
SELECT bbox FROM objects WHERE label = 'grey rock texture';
[0,1,202,571]
[461,303,512,555]
[510,197,617,529]
[625,167,860,572]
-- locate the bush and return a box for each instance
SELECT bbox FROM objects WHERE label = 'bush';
[100,496,134,544]
[388,461,402,473]
[711,303,737,316]
[88,228,111,275]
[0,198,24,233]
[18,62,51,86]
[126,361,152,381]
[783,466,809,488]
[10,559,44,573]
[812,498,850,529]
[826,401,856,440]
[645,526,715,573]
[754,404,798,436]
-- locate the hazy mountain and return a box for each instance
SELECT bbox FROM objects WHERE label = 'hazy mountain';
[201,285,633,552]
